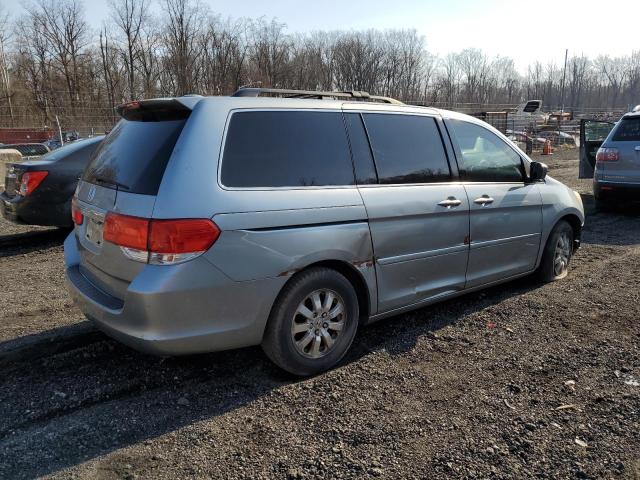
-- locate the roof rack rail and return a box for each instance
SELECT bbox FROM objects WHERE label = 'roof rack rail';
[231,87,404,105]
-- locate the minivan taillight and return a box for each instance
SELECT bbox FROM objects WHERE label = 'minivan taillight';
[103,213,220,265]
[71,197,84,225]
[596,147,619,162]
[19,171,48,196]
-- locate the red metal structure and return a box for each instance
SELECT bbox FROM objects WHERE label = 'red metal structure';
[0,127,54,144]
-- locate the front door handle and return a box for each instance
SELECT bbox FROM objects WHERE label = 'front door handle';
[634,146,640,152]
[474,195,494,205]
[438,197,462,208]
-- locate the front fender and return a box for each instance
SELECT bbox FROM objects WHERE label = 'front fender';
[536,177,585,267]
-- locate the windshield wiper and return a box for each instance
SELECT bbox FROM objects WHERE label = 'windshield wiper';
[93,176,131,191]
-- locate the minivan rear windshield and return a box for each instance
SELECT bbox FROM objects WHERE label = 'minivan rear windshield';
[612,117,640,141]
[83,118,187,195]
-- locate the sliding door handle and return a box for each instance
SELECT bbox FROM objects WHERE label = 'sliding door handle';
[474,195,494,205]
[438,197,462,208]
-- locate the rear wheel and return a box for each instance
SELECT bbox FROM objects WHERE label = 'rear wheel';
[537,220,574,282]
[262,267,359,376]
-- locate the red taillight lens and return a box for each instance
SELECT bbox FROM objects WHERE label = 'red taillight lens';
[596,148,619,162]
[104,213,149,250]
[103,213,220,264]
[71,198,84,225]
[19,171,48,196]
[149,219,220,254]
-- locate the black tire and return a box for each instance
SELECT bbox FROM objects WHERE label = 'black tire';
[262,267,359,376]
[537,220,574,283]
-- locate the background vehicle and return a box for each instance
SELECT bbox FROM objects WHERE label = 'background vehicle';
[507,130,546,151]
[538,130,577,147]
[579,108,640,207]
[0,143,50,159]
[1,136,104,227]
[65,89,584,376]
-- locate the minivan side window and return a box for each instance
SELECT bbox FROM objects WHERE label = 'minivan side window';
[221,111,354,188]
[449,119,524,183]
[362,114,451,184]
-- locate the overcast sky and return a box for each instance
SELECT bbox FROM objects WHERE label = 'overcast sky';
[3,0,639,72]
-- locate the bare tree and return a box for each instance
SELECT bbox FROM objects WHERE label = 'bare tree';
[108,0,147,100]
[161,0,207,95]
[26,0,88,115]
[3,5,640,131]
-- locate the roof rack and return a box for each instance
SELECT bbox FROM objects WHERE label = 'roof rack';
[231,87,404,105]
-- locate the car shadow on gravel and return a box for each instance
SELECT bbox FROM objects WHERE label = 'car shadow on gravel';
[579,193,640,247]
[0,273,544,479]
[0,228,69,258]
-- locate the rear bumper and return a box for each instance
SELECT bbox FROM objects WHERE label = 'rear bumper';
[64,233,286,355]
[0,189,72,226]
[594,180,640,202]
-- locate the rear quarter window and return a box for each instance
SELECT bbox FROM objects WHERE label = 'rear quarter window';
[612,117,640,141]
[221,111,354,188]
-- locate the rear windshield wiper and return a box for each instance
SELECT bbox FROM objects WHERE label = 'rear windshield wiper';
[93,177,130,191]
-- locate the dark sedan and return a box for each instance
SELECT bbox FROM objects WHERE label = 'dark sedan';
[1,136,104,227]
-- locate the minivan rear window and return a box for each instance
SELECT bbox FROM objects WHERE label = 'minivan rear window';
[83,118,186,195]
[221,111,354,188]
[612,117,640,141]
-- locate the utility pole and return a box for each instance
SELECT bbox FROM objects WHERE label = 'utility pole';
[560,49,568,113]
[0,35,14,124]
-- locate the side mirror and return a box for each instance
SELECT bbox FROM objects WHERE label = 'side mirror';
[529,161,548,182]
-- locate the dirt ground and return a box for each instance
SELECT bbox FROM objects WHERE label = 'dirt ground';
[0,150,638,479]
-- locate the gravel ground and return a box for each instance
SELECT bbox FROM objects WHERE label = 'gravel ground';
[0,150,638,479]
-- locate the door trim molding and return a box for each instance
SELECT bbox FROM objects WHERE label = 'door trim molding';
[469,232,540,250]
[377,243,468,265]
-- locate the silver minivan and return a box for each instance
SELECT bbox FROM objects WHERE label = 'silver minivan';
[65,89,585,375]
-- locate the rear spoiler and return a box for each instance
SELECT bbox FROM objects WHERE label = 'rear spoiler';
[116,96,203,121]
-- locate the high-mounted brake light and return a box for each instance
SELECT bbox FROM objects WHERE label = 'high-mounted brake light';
[596,147,619,162]
[18,171,48,196]
[103,213,220,265]
[122,101,141,111]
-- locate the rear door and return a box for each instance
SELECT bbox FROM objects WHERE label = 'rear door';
[447,118,543,288]
[346,111,470,313]
[75,103,190,298]
[579,119,615,178]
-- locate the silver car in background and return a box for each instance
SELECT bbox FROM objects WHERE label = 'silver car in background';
[592,107,640,207]
[65,88,585,375]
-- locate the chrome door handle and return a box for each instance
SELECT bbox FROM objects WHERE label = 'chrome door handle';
[438,197,462,208]
[634,146,640,151]
[474,195,494,205]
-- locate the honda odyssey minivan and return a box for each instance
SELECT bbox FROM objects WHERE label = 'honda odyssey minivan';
[65,88,585,375]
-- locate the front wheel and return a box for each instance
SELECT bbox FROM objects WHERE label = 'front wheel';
[262,267,359,376]
[537,220,574,282]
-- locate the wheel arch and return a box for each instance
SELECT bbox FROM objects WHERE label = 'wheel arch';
[559,213,583,250]
[536,210,583,270]
[266,259,373,333]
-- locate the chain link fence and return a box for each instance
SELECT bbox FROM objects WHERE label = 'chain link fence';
[0,97,630,152]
